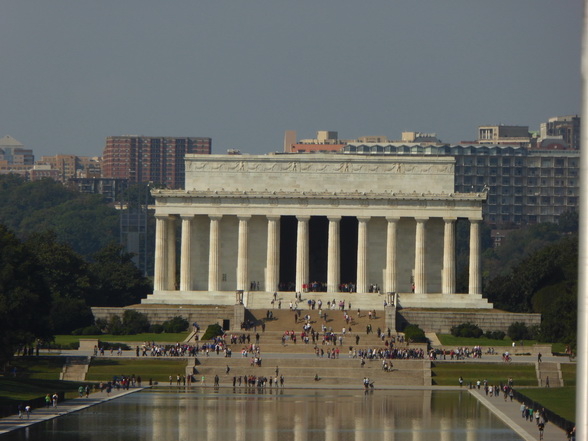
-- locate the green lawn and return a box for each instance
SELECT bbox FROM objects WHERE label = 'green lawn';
[561,363,576,386]
[518,387,576,423]
[54,332,191,346]
[0,378,86,408]
[7,356,67,380]
[437,334,550,349]
[432,362,537,386]
[86,358,188,383]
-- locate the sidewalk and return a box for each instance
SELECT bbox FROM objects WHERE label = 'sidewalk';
[0,387,144,435]
[469,388,567,441]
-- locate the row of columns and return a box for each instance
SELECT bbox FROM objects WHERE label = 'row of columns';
[154,214,482,295]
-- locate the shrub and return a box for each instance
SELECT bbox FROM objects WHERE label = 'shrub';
[507,322,530,341]
[404,324,427,343]
[122,310,150,335]
[150,324,164,334]
[72,325,102,335]
[162,316,189,333]
[98,341,131,351]
[107,315,124,335]
[451,322,483,338]
[484,330,506,340]
[201,323,223,340]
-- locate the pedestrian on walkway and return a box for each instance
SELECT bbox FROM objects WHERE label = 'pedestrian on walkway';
[25,405,31,419]
[538,422,544,440]
[17,403,23,419]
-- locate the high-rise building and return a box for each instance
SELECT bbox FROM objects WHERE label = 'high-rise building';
[102,136,212,189]
[343,143,579,226]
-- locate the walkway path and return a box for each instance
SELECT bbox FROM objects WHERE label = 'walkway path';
[469,388,567,441]
[0,387,144,435]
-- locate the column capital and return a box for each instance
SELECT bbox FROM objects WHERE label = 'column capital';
[297,215,311,222]
[357,216,371,223]
[469,218,483,224]
[155,214,171,220]
[237,215,251,221]
[266,215,281,221]
[209,214,223,221]
[327,215,342,222]
[180,214,195,221]
[443,217,457,222]
[386,216,400,223]
[415,217,429,223]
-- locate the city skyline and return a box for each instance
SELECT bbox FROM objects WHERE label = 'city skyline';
[1,1,581,157]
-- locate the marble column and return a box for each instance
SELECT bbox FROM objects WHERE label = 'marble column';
[356,217,369,294]
[327,216,341,292]
[237,215,250,291]
[442,217,456,294]
[385,217,399,293]
[166,216,177,290]
[414,218,428,294]
[295,216,310,293]
[265,216,280,293]
[468,219,482,295]
[208,215,222,291]
[154,215,168,292]
[180,215,193,291]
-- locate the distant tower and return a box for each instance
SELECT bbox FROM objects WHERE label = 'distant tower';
[284,130,297,153]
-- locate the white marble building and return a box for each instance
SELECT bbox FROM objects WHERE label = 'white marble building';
[143,154,491,309]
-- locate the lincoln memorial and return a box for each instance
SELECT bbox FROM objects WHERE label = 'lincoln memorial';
[142,154,492,309]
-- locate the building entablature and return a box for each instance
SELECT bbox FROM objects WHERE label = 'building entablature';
[151,189,485,221]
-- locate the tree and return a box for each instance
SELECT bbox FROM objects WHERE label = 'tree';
[0,225,52,365]
[25,231,94,333]
[89,243,152,307]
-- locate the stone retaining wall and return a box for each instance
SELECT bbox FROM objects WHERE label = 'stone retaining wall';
[92,305,240,330]
[397,310,541,333]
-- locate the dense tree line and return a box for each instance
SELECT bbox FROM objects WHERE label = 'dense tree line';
[0,175,119,257]
[0,225,151,365]
[483,214,578,345]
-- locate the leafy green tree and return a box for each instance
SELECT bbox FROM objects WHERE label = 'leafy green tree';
[122,310,150,334]
[25,231,94,333]
[89,243,152,306]
[0,225,52,365]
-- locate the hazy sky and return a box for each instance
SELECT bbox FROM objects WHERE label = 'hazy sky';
[0,1,582,157]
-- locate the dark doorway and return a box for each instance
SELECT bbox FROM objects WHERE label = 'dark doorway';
[309,216,328,290]
[340,216,358,287]
[279,216,297,291]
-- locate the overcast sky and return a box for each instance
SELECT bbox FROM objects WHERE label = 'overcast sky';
[0,1,582,157]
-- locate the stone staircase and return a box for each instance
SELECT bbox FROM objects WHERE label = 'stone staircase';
[187,356,430,387]
[60,356,90,382]
[536,362,563,387]
[188,308,430,386]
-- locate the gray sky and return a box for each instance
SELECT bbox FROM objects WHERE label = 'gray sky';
[0,1,582,157]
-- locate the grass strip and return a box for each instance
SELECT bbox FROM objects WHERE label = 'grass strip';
[431,362,537,386]
[517,387,576,423]
[54,332,191,346]
[86,358,188,383]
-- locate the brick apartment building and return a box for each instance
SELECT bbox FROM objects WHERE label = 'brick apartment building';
[102,136,212,189]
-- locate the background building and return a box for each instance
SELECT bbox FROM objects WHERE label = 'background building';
[102,136,212,189]
[343,143,579,226]
[539,115,581,150]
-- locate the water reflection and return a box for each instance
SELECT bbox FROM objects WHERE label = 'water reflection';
[0,389,522,441]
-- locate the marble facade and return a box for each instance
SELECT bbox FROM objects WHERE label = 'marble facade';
[143,154,491,309]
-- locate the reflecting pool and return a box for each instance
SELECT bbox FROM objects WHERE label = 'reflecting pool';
[1,388,522,441]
